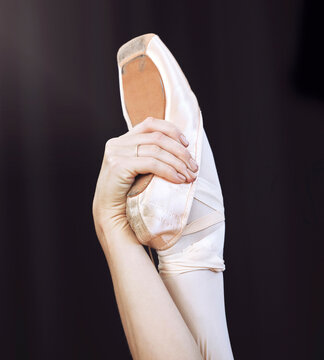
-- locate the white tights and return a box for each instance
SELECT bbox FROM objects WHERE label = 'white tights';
[156,129,234,360]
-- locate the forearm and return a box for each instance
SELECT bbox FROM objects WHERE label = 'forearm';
[98,221,202,360]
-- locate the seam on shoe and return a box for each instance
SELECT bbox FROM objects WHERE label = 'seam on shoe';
[126,194,151,244]
[135,193,152,244]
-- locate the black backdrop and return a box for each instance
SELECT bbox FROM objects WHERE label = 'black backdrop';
[1,1,323,359]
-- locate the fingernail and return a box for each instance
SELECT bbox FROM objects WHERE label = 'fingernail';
[177,173,186,182]
[189,158,198,171]
[180,134,189,147]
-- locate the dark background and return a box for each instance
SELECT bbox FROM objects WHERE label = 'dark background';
[1,0,323,359]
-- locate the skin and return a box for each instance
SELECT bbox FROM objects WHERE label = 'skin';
[92,117,202,360]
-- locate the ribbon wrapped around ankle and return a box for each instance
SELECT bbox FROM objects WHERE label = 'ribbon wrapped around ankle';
[157,227,226,277]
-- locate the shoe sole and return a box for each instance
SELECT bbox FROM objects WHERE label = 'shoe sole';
[118,33,164,197]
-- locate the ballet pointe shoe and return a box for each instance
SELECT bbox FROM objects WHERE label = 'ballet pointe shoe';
[117,33,204,251]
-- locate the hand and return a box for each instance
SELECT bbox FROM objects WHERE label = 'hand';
[92,117,199,238]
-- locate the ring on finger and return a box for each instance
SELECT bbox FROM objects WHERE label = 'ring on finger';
[135,143,140,157]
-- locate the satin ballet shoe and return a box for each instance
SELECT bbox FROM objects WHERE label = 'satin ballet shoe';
[117,33,208,251]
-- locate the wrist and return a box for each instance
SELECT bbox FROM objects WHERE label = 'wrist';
[94,215,140,253]
[93,207,127,234]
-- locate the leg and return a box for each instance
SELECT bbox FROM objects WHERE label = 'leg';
[157,129,234,359]
[158,222,234,360]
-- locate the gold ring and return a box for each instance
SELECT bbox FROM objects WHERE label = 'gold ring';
[136,144,139,157]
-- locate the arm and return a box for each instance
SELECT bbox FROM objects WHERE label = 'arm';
[97,223,202,360]
[92,117,202,360]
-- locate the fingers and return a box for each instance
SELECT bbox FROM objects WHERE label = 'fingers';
[106,116,199,184]
[138,144,197,182]
[132,131,198,173]
[128,116,190,147]
[125,156,189,184]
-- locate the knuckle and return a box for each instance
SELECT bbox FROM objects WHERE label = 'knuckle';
[172,127,181,138]
[152,144,161,154]
[169,167,178,178]
[149,157,158,171]
[179,162,187,172]
[182,148,191,161]
[152,131,163,142]
[105,137,116,153]
[144,116,154,125]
